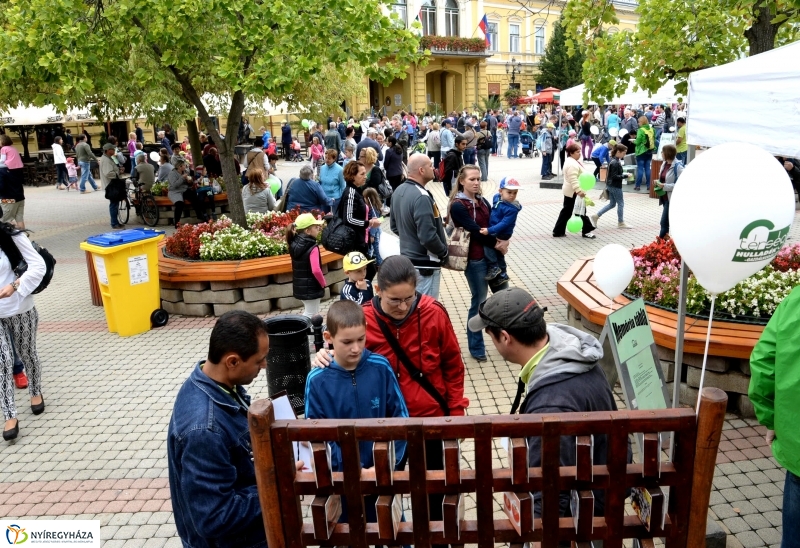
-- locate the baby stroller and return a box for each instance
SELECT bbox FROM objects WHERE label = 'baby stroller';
[289,143,303,162]
[410,141,426,156]
[519,131,538,158]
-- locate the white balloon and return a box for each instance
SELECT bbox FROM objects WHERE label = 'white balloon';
[378,230,401,259]
[527,90,534,97]
[618,128,628,138]
[590,125,600,135]
[593,244,635,300]
[609,127,619,137]
[670,142,795,295]
[149,151,160,162]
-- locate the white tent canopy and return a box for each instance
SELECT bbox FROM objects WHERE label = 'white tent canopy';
[558,79,685,106]
[0,104,63,126]
[688,41,800,159]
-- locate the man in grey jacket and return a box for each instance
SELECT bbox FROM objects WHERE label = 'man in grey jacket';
[390,154,448,299]
[469,287,625,519]
[506,110,523,158]
[324,122,343,157]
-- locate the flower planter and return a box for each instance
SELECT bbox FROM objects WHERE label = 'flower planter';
[558,257,764,418]
[157,241,345,317]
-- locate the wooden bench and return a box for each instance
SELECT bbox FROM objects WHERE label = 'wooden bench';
[158,241,342,283]
[557,257,762,360]
[249,387,727,548]
[149,193,230,226]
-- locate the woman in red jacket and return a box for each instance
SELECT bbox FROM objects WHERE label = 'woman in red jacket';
[313,255,467,527]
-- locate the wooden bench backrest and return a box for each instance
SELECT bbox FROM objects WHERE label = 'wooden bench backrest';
[249,387,727,548]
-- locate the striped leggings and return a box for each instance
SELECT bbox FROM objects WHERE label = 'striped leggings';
[0,308,42,420]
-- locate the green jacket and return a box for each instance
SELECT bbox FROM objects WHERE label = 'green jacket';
[634,124,654,156]
[749,285,800,476]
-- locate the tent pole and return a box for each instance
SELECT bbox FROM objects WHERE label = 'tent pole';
[670,144,696,459]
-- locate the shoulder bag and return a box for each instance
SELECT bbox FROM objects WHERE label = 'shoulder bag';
[320,197,356,255]
[104,177,127,202]
[443,200,470,272]
[372,309,450,416]
[277,177,298,212]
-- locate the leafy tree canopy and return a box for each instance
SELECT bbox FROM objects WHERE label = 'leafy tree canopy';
[561,0,800,104]
[0,0,422,224]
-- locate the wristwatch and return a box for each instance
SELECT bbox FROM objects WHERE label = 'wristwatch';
[10,280,19,292]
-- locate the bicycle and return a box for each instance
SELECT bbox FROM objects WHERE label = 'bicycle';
[118,180,160,227]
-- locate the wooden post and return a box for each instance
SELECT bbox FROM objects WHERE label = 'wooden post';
[248,399,287,548]
[686,387,727,547]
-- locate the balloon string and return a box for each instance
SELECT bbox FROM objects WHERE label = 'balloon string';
[695,294,717,414]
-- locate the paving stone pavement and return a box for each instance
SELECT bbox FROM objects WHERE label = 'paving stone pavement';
[0,154,795,547]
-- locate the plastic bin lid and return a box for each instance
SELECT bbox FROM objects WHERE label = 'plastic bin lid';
[85,228,165,247]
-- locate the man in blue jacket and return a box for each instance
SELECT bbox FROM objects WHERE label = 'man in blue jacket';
[168,311,304,548]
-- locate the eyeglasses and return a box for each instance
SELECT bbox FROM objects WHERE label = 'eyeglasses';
[384,295,416,306]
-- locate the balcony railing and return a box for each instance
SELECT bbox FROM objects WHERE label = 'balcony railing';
[420,36,490,56]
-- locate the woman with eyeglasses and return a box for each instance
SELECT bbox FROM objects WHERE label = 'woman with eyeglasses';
[312,254,467,531]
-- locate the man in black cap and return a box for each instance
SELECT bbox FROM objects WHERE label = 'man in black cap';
[468,287,624,518]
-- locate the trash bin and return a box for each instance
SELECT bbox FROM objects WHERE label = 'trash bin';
[264,315,312,415]
[79,228,166,337]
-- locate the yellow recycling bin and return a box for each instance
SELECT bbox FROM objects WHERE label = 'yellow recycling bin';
[80,228,167,337]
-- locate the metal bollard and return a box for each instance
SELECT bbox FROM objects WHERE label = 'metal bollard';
[311,314,325,352]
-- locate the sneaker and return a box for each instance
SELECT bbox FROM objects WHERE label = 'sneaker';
[618,222,633,229]
[497,273,510,283]
[634,186,641,191]
[590,214,599,227]
[582,233,597,239]
[80,190,91,194]
[13,371,27,389]
[485,267,502,281]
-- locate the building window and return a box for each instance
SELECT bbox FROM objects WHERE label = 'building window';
[420,0,436,35]
[391,0,407,27]
[509,23,520,53]
[607,26,619,35]
[445,0,459,37]
[534,23,545,54]
[487,22,498,51]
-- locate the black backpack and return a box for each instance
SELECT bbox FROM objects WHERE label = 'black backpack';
[0,231,56,294]
[477,132,492,151]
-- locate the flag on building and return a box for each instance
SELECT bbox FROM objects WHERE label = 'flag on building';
[410,0,424,36]
[478,15,490,47]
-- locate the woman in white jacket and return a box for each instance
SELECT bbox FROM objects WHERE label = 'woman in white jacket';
[552,143,596,238]
[0,223,46,440]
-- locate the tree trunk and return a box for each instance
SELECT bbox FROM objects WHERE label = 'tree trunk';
[16,128,32,161]
[745,3,780,56]
[185,119,203,169]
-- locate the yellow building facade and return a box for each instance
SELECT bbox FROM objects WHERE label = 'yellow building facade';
[363,0,640,115]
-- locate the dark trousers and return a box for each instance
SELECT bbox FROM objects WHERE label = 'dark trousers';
[174,188,207,226]
[659,198,670,238]
[559,147,566,171]
[398,438,445,538]
[55,164,69,187]
[553,193,594,236]
[428,150,441,171]
[592,157,602,177]
[282,142,292,161]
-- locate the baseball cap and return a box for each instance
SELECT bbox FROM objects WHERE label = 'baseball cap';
[546,123,555,128]
[468,288,545,332]
[294,213,324,230]
[343,251,374,271]
[499,177,523,191]
[102,143,116,151]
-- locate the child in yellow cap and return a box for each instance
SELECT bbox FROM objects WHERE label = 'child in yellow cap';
[288,213,326,317]
[340,251,375,305]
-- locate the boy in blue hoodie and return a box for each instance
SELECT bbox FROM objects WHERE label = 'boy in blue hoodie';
[481,177,523,282]
[304,300,408,522]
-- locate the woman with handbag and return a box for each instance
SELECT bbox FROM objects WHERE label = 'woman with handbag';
[312,255,468,528]
[0,222,46,440]
[448,165,510,361]
[339,162,381,267]
[552,143,596,239]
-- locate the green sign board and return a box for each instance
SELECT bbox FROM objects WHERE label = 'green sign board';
[606,299,669,412]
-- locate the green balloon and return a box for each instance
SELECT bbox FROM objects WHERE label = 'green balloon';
[269,177,281,195]
[579,172,596,191]
[301,120,309,129]
[567,216,583,233]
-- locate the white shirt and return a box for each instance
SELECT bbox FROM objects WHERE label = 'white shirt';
[0,234,46,318]
[52,143,66,165]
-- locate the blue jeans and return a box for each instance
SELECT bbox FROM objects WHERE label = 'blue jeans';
[463,147,476,165]
[598,186,624,223]
[477,149,489,181]
[659,199,670,238]
[415,268,441,300]
[784,470,800,548]
[676,151,687,164]
[464,259,489,357]
[491,130,497,154]
[507,134,520,158]
[109,201,119,227]
[541,153,552,176]
[79,161,98,191]
[483,246,506,273]
[635,152,652,189]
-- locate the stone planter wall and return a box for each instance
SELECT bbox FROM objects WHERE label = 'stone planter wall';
[160,259,346,317]
[566,304,756,418]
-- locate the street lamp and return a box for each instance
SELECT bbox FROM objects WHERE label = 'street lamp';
[505,58,523,85]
